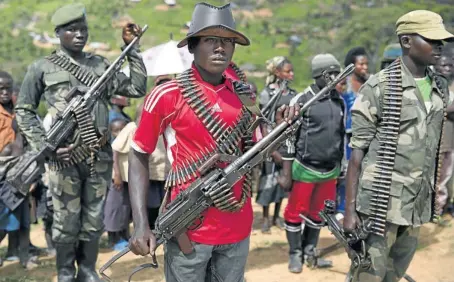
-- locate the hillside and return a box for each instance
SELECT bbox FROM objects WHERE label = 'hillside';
[1,0,454,117]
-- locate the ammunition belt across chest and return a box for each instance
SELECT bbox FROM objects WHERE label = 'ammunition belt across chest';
[370,60,448,235]
[165,68,254,212]
[46,52,106,176]
[370,60,403,236]
[46,52,99,87]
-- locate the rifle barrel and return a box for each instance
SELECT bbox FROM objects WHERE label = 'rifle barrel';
[84,24,149,99]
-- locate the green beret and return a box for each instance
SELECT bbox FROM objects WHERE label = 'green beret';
[51,3,86,27]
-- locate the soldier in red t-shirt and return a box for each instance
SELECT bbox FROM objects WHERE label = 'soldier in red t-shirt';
[128,2,298,281]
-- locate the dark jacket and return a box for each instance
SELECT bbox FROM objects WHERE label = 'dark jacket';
[284,84,345,172]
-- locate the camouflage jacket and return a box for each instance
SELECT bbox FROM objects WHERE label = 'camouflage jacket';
[350,59,449,226]
[15,47,147,156]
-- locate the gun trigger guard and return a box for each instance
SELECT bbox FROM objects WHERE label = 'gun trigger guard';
[187,215,204,231]
[249,117,271,132]
[299,214,326,228]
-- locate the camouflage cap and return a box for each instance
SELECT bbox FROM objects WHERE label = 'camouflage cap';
[396,10,454,41]
[51,3,86,27]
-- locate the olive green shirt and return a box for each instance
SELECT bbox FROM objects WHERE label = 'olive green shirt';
[15,47,147,155]
[350,59,449,226]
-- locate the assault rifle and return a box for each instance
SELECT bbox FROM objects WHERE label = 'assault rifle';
[4,25,148,195]
[300,200,416,282]
[98,64,355,282]
[300,200,373,270]
[261,79,288,119]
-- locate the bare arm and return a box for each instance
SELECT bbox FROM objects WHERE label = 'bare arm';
[344,149,365,218]
[128,148,157,256]
[129,148,150,230]
[112,150,123,190]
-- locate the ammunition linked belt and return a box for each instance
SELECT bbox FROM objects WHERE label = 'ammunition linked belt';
[46,52,99,87]
[170,68,254,212]
[230,62,247,82]
[48,134,108,173]
[47,108,108,175]
[433,76,448,218]
[370,59,403,236]
[46,52,106,176]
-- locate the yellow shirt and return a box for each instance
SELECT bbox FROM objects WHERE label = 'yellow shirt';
[111,122,170,182]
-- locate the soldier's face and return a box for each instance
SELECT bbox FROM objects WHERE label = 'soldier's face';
[435,56,454,79]
[192,36,235,75]
[408,35,443,66]
[0,77,13,105]
[57,19,89,54]
[354,56,369,79]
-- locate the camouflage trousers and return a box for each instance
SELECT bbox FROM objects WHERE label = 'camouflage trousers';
[346,217,420,282]
[48,160,112,243]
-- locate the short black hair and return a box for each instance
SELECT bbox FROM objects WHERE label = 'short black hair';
[344,47,368,67]
[0,71,13,82]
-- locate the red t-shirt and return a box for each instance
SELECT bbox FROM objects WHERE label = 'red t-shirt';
[132,63,254,245]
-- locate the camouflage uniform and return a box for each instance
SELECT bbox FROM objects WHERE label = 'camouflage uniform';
[14,3,147,281]
[346,10,454,282]
[347,43,451,282]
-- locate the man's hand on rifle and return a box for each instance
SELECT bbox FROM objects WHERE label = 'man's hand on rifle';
[122,23,142,45]
[55,144,76,163]
[343,207,362,238]
[275,104,300,125]
[129,225,157,256]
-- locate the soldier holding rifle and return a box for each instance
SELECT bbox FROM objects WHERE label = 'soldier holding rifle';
[15,3,147,281]
[344,10,454,282]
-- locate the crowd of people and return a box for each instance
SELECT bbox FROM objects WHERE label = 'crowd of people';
[0,2,454,282]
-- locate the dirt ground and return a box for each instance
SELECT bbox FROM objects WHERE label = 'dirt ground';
[1,199,453,282]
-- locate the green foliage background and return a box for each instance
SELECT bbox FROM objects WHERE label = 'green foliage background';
[0,0,453,119]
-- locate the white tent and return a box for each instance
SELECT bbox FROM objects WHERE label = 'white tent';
[122,40,193,77]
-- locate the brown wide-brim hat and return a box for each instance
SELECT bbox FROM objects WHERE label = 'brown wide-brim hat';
[177,2,250,48]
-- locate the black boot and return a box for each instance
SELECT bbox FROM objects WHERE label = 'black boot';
[285,222,303,273]
[302,225,333,269]
[75,240,101,282]
[55,243,76,282]
[5,230,19,260]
